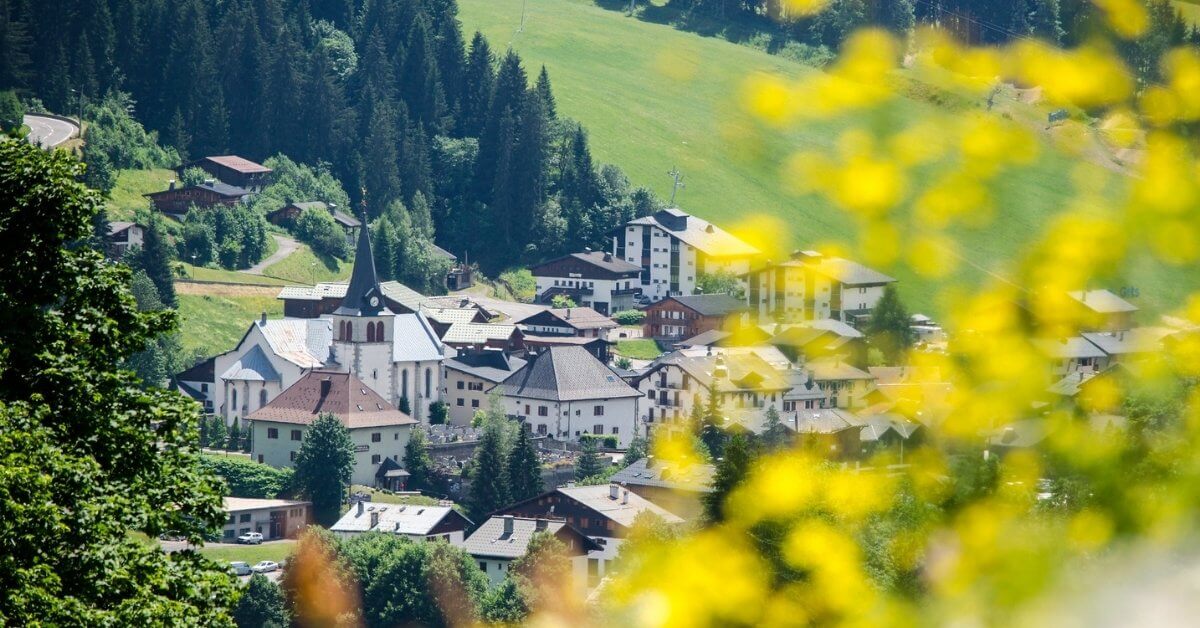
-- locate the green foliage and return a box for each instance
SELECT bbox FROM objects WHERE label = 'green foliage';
[703,431,758,524]
[497,268,537,303]
[615,356,634,370]
[468,409,511,520]
[506,426,544,502]
[481,577,529,623]
[612,309,646,326]
[760,405,790,452]
[429,400,449,425]
[616,339,664,360]
[207,416,228,450]
[234,574,289,628]
[550,294,576,308]
[293,413,355,526]
[575,437,606,481]
[179,166,209,187]
[80,92,178,195]
[0,89,22,131]
[200,454,293,499]
[180,205,270,270]
[403,428,439,495]
[0,131,236,623]
[132,215,178,306]
[293,205,349,259]
[624,434,648,467]
[248,154,350,218]
[228,416,242,450]
[695,269,744,298]
[866,284,914,364]
[372,201,452,296]
[398,395,412,415]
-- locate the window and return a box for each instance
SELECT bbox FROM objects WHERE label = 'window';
[537,424,547,435]
[290,429,301,441]
[471,399,479,408]
[593,424,604,434]
[425,368,432,398]
[401,370,408,398]
[479,562,487,572]
[537,406,548,417]
[371,454,381,464]
[647,390,654,399]
[371,432,382,443]
[289,451,296,461]
[201,383,208,393]
[267,428,278,439]
[456,398,464,406]
[457,381,465,390]
[525,404,531,415]
[239,513,251,523]
[259,389,268,408]
[231,388,238,411]
[257,454,264,463]
[612,426,620,434]
[593,405,604,416]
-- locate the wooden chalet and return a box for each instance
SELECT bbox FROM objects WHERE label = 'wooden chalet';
[177,155,273,191]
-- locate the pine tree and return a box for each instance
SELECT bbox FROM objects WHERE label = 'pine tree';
[575,438,606,481]
[403,427,437,494]
[469,414,510,520]
[460,31,494,136]
[361,96,403,212]
[0,4,33,89]
[137,216,176,307]
[400,16,448,134]
[535,65,556,119]
[207,417,228,450]
[372,215,398,281]
[703,431,756,524]
[760,405,789,451]
[506,426,543,501]
[228,417,241,451]
[866,283,914,364]
[293,413,355,526]
[434,13,466,119]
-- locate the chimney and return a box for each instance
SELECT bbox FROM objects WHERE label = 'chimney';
[320,377,332,397]
[260,311,267,325]
[204,178,215,186]
[168,179,176,190]
[357,500,364,516]
[609,483,620,500]
[645,455,655,468]
[565,308,571,319]
[369,511,379,529]
[502,515,514,534]
[622,489,629,505]
[705,224,715,233]
[535,519,548,531]
[603,252,613,262]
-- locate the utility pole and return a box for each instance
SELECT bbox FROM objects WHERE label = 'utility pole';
[627,0,636,16]
[667,166,685,206]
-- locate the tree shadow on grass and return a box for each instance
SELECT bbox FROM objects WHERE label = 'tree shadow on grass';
[591,1,795,50]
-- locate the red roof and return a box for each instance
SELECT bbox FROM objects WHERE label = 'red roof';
[203,155,272,174]
[249,371,415,428]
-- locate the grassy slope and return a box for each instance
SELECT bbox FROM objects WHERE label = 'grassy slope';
[199,541,295,565]
[107,168,172,220]
[458,0,1195,318]
[178,293,282,356]
[178,265,294,285]
[261,245,352,284]
[615,338,666,360]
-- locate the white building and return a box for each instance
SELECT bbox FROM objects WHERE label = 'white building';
[458,515,600,587]
[529,250,643,315]
[220,497,310,542]
[442,350,527,426]
[330,501,472,543]
[248,370,417,486]
[747,251,895,326]
[636,351,791,433]
[491,345,642,446]
[611,208,760,302]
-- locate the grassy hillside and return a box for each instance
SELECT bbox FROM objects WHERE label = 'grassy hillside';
[107,168,172,220]
[177,292,283,357]
[261,245,352,284]
[458,0,1195,318]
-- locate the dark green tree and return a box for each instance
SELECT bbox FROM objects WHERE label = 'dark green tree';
[624,433,649,467]
[703,431,757,524]
[575,438,606,481]
[234,573,289,628]
[866,283,914,363]
[293,412,355,526]
[228,416,242,451]
[136,215,178,307]
[0,89,23,131]
[0,132,236,624]
[506,426,544,501]
[403,427,437,494]
[468,413,510,520]
[460,31,494,136]
[535,65,556,119]
[207,416,228,449]
[760,405,790,451]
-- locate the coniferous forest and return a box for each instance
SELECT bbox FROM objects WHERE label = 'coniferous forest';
[0,0,662,274]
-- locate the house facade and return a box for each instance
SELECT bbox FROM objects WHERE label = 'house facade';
[331,501,471,543]
[248,370,417,486]
[221,497,310,542]
[516,307,617,339]
[178,155,273,191]
[459,515,600,587]
[492,346,641,446]
[636,352,791,432]
[145,180,250,215]
[530,251,643,315]
[106,221,144,258]
[747,251,896,326]
[442,350,527,426]
[642,294,745,340]
[610,208,759,302]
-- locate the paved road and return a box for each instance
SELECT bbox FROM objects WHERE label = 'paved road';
[24,114,79,148]
[243,235,299,275]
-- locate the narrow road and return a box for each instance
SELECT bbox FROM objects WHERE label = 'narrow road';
[242,234,299,275]
[24,114,79,148]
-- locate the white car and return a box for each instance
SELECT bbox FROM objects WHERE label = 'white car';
[251,560,279,574]
[229,561,251,576]
[236,532,263,545]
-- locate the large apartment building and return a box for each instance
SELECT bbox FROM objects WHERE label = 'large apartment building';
[611,208,759,302]
[747,251,895,326]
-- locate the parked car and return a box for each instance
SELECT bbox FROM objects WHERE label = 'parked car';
[236,532,263,545]
[251,561,279,574]
[229,561,252,576]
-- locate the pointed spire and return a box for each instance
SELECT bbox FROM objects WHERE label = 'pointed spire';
[334,210,391,317]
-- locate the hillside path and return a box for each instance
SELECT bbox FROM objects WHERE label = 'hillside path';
[243,235,298,275]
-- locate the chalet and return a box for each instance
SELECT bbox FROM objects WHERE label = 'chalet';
[442,349,527,426]
[248,370,417,486]
[105,221,144,258]
[178,155,272,191]
[459,515,600,586]
[636,351,791,432]
[331,501,471,543]
[642,294,745,340]
[521,335,613,363]
[1032,337,1109,381]
[420,307,490,339]
[266,201,361,242]
[492,346,642,446]
[747,250,896,327]
[611,208,760,302]
[145,180,250,216]
[781,408,865,460]
[221,497,310,542]
[767,319,867,367]
[516,307,617,339]
[676,326,771,349]
[854,412,924,460]
[530,250,643,315]
[496,484,683,539]
[608,457,714,520]
[806,358,876,410]
[441,322,524,353]
[1067,289,1137,332]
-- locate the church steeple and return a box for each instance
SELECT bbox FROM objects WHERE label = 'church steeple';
[334,214,391,317]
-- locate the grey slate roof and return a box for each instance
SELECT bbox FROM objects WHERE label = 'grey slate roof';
[391,313,445,362]
[330,503,466,536]
[807,358,875,381]
[556,484,684,527]
[459,517,586,559]
[380,281,432,312]
[785,408,863,434]
[1033,337,1108,360]
[811,257,895,285]
[1081,329,1163,355]
[277,281,349,302]
[442,322,517,345]
[851,413,922,442]
[519,307,618,331]
[1068,289,1137,314]
[220,345,281,382]
[444,350,527,383]
[647,351,790,394]
[609,457,715,493]
[257,318,332,368]
[334,221,391,317]
[531,250,641,275]
[197,181,251,197]
[496,345,641,401]
[663,294,744,317]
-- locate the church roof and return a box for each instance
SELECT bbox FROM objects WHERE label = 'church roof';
[335,218,391,317]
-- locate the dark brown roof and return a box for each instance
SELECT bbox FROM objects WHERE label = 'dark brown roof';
[249,371,415,428]
[201,155,272,174]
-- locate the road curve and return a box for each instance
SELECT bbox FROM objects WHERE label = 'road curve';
[24,114,79,149]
